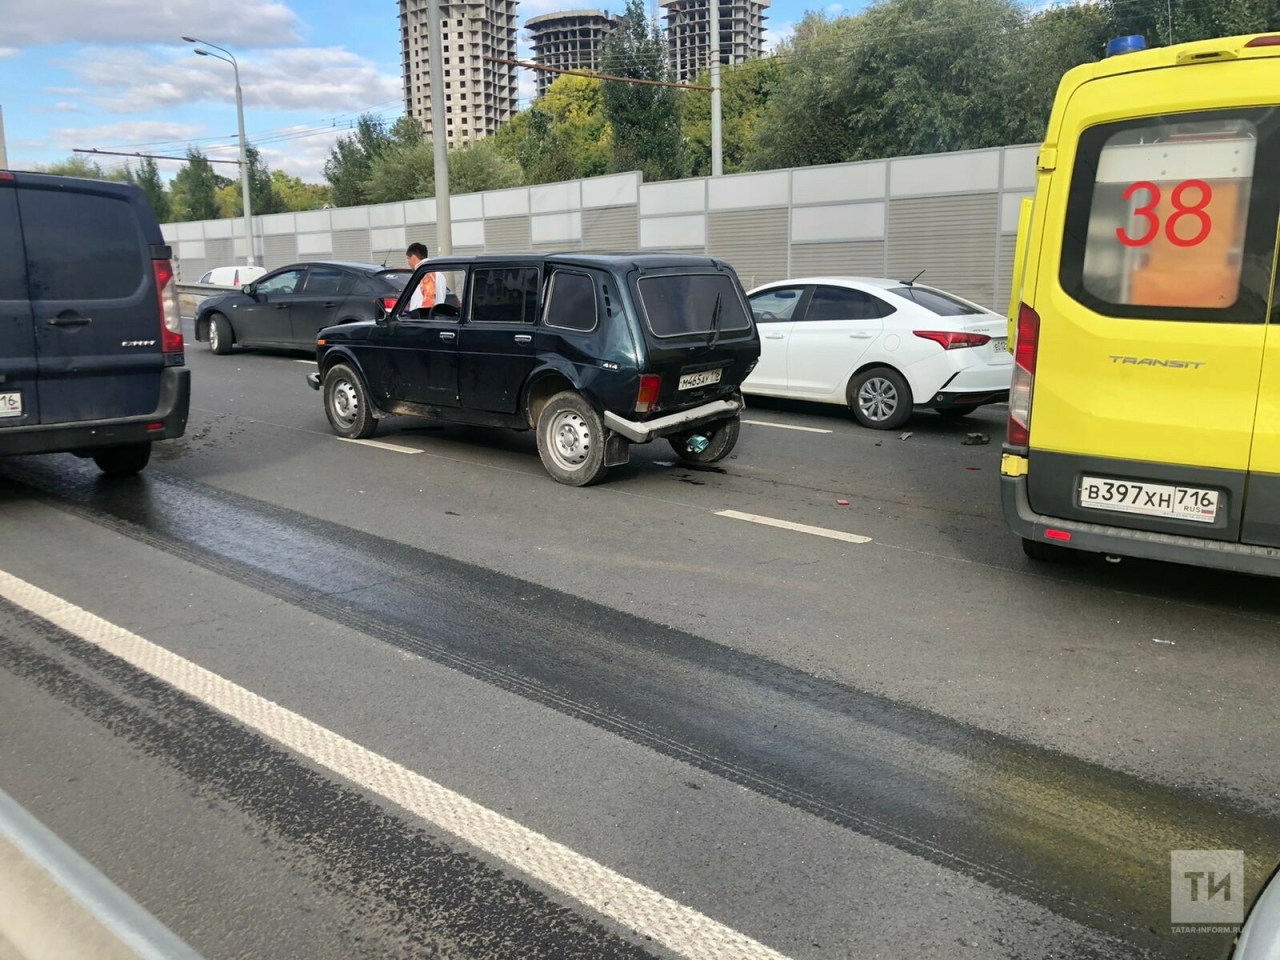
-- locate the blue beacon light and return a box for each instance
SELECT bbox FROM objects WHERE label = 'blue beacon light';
[1106,35,1148,57]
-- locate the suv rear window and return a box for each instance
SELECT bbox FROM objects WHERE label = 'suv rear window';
[1060,109,1280,324]
[887,286,981,316]
[18,188,144,300]
[638,273,751,337]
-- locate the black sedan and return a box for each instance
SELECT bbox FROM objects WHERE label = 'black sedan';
[194,261,412,355]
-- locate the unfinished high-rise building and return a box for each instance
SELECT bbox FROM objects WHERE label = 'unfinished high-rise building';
[400,0,520,144]
[662,0,769,83]
[525,10,618,100]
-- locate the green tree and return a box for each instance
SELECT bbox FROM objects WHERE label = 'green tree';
[681,57,784,177]
[135,156,171,222]
[498,75,612,185]
[1106,0,1280,48]
[169,147,221,221]
[270,169,331,211]
[36,156,107,178]
[365,139,435,203]
[214,183,239,219]
[449,139,523,194]
[323,113,401,207]
[601,0,683,180]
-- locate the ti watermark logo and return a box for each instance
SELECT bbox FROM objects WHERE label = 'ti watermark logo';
[1171,850,1244,933]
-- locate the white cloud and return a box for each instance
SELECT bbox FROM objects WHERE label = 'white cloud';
[66,46,401,115]
[827,3,845,12]
[0,0,299,47]
[42,87,83,96]
[47,120,207,153]
[0,47,19,59]
[254,126,345,183]
[764,20,796,53]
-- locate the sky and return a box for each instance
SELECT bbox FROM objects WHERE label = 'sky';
[0,0,837,184]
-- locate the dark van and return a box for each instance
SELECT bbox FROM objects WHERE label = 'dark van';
[308,254,760,485]
[0,172,190,476]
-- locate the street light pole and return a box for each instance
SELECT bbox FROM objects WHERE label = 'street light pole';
[425,0,452,255]
[183,37,256,266]
[709,0,723,177]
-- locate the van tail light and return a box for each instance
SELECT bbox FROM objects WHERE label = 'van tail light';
[153,258,184,354]
[379,297,398,315]
[913,330,992,350]
[1007,303,1040,447]
[636,374,661,414]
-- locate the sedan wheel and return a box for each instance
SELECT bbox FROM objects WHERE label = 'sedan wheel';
[858,377,899,423]
[849,367,913,430]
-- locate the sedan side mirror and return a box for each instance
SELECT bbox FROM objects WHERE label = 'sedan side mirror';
[241,283,256,297]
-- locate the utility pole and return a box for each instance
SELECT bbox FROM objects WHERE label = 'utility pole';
[709,0,723,177]
[426,0,452,255]
[0,106,8,169]
[184,37,256,266]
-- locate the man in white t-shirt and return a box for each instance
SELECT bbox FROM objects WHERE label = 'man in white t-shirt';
[405,243,449,315]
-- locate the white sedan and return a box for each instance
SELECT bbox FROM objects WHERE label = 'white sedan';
[742,277,1013,430]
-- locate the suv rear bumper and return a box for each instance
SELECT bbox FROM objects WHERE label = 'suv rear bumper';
[603,396,743,444]
[0,367,190,457]
[1002,472,1280,576]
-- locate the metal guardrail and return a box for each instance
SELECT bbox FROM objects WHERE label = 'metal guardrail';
[0,787,204,960]
[175,283,238,296]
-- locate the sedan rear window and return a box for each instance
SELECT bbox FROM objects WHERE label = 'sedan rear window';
[888,286,982,316]
[377,269,412,292]
[638,274,751,337]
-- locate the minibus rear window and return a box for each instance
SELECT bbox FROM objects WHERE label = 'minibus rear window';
[1060,110,1280,324]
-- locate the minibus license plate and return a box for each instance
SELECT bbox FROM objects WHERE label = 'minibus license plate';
[0,392,21,418]
[1079,476,1218,523]
[679,369,722,391]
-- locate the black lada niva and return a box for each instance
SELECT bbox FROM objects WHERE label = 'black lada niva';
[307,254,761,486]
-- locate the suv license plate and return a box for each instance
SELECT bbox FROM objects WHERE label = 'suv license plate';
[1079,476,1218,523]
[678,369,722,391]
[0,392,21,418]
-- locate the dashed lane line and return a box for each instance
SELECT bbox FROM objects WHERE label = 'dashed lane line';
[0,569,793,960]
[715,510,872,544]
[741,420,833,434]
[336,437,422,455]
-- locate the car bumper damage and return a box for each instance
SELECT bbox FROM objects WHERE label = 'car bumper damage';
[603,396,743,444]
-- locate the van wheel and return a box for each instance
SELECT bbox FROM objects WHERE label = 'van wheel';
[669,415,740,463]
[93,442,151,478]
[536,391,608,486]
[323,364,377,439]
[1022,537,1069,562]
[208,314,233,355]
[850,367,913,430]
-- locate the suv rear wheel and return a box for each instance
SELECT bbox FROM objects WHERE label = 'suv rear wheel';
[93,442,151,477]
[323,364,377,439]
[668,415,740,464]
[850,367,913,430]
[536,391,608,486]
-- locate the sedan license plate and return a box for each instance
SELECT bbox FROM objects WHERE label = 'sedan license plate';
[990,338,1008,354]
[678,368,722,391]
[0,392,21,419]
[1079,476,1218,523]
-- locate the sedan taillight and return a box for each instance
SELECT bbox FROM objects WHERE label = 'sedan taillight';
[379,297,398,315]
[913,330,991,350]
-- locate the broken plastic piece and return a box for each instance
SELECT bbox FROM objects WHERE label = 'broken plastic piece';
[962,433,990,446]
[899,432,913,441]
[836,499,850,506]
[687,434,710,454]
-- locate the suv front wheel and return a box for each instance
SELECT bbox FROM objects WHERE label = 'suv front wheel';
[323,364,378,439]
[536,391,608,486]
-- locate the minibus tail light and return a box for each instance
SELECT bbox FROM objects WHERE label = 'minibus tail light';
[1008,303,1039,447]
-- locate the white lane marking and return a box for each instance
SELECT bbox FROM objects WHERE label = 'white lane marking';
[741,420,832,435]
[337,437,422,455]
[294,360,316,365]
[715,510,872,544]
[0,570,791,960]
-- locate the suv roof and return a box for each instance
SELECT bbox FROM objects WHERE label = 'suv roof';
[427,253,730,272]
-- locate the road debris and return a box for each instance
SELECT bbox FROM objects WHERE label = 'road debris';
[962,433,990,446]
[899,432,913,441]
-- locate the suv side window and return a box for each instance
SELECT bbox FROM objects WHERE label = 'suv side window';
[1060,109,1280,323]
[18,188,144,300]
[470,266,540,323]
[543,271,597,332]
[805,286,891,322]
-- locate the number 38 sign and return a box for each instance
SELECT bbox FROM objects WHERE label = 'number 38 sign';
[1118,179,1214,248]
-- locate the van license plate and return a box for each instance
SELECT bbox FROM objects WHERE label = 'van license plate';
[0,392,21,418]
[679,369,722,390]
[1079,476,1218,523]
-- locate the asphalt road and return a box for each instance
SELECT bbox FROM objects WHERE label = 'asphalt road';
[4,330,1280,960]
